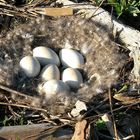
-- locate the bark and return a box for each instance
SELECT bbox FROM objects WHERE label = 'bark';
[0,124,73,140]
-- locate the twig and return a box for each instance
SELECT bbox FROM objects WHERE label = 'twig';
[23,124,69,140]
[0,101,49,114]
[84,100,140,122]
[0,2,37,18]
[0,84,36,100]
[0,0,6,3]
[123,135,135,140]
[4,96,21,118]
[108,88,120,140]
[89,0,105,18]
[80,97,109,119]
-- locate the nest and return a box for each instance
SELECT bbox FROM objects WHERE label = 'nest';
[0,15,127,115]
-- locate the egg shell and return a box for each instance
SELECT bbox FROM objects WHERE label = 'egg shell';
[20,56,40,77]
[33,46,60,66]
[43,80,70,99]
[59,48,84,68]
[62,68,83,89]
[40,64,60,81]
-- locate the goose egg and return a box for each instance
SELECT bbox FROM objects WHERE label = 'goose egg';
[33,46,60,66]
[59,48,84,68]
[62,68,83,89]
[20,56,40,77]
[43,80,70,99]
[40,64,60,81]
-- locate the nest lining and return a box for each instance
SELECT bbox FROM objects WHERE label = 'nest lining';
[0,15,127,114]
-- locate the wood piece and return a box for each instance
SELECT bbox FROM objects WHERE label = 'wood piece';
[0,124,73,140]
[35,7,73,16]
[0,123,50,140]
[129,46,140,84]
[71,120,87,140]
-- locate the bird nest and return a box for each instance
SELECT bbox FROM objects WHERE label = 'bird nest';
[0,15,128,115]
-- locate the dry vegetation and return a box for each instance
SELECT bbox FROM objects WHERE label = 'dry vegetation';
[0,0,140,140]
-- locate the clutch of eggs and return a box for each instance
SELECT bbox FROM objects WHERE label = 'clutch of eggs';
[19,46,84,98]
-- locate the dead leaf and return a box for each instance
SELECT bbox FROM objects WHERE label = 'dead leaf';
[71,120,87,140]
[113,93,140,104]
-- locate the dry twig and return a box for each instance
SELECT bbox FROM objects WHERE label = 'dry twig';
[108,88,120,140]
[0,101,49,114]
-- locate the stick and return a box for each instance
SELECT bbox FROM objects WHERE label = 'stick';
[0,123,73,140]
[0,101,48,114]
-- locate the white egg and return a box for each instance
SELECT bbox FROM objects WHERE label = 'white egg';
[59,48,84,68]
[20,56,40,77]
[43,80,70,99]
[40,64,60,81]
[62,68,83,89]
[33,46,60,66]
